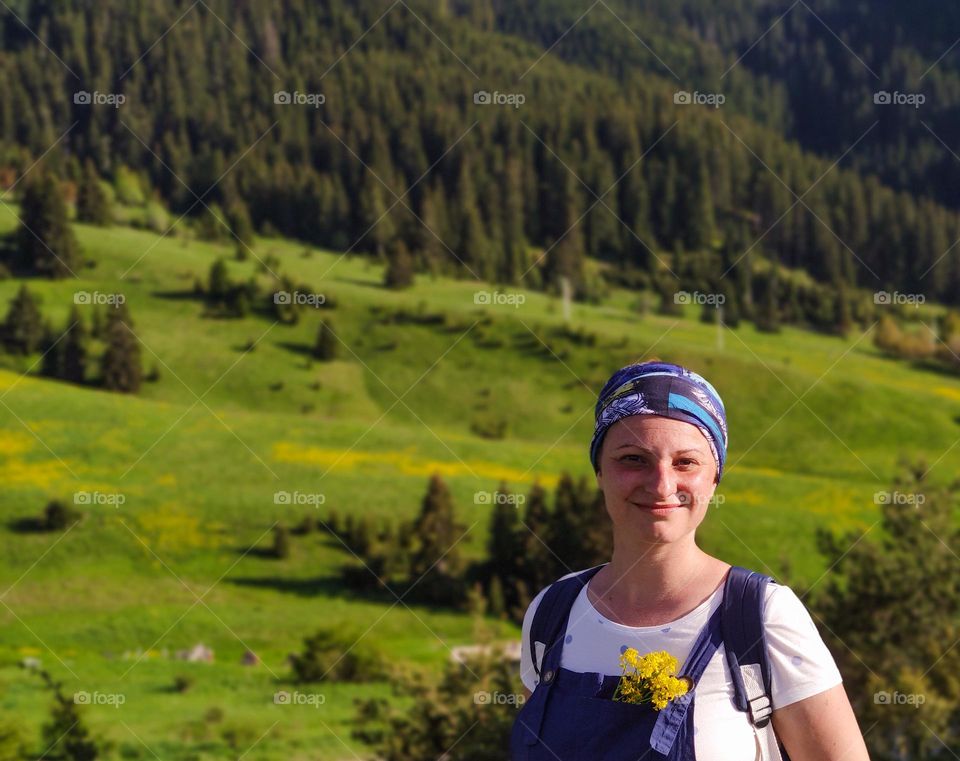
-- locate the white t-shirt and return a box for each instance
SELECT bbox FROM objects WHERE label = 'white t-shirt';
[520,569,843,761]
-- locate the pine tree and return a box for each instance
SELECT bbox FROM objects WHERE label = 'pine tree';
[486,481,526,618]
[542,172,585,298]
[62,308,89,384]
[755,266,781,333]
[517,480,555,597]
[487,573,506,618]
[454,157,490,281]
[100,304,141,393]
[38,669,99,760]
[684,160,715,251]
[583,153,620,261]
[76,160,110,226]
[417,187,449,277]
[17,173,80,278]
[498,157,526,285]
[359,174,396,262]
[41,321,61,379]
[207,258,231,308]
[384,238,415,289]
[408,473,465,604]
[226,199,255,249]
[3,284,44,354]
[313,319,337,361]
[196,203,227,241]
[619,164,653,271]
[654,156,679,248]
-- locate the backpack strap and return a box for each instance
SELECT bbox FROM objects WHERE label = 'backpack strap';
[530,564,606,680]
[721,566,789,761]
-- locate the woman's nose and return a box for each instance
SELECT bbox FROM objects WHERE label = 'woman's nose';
[647,461,677,498]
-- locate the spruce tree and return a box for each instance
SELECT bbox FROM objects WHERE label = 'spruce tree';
[359,174,396,261]
[542,172,586,298]
[498,157,526,285]
[755,267,781,333]
[384,238,415,289]
[206,258,231,308]
[226,199,255,249]
[41,321,61,379]
[408,473,465,604]
[3,284,44,354]
[17,173,80,278]
[76,160,110,226]
[38,669,99,760]
[100,304,141,393]
[417,187,449,277]
[685,161,715,251]
[61,306,89,384]
[517,480,554,598]
[488,481,527,618]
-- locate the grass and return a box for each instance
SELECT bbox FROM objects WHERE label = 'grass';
[0,202,958,758]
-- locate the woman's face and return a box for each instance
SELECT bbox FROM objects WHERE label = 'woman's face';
[595,415,718,546]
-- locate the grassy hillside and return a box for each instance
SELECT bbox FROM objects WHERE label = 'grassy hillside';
[0,205,958,758]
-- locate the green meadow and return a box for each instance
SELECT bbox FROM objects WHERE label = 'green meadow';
[0,204,958,759]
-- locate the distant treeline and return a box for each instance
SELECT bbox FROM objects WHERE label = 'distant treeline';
[1,0,959,313]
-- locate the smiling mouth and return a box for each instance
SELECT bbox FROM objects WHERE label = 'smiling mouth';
[631,502,684,509]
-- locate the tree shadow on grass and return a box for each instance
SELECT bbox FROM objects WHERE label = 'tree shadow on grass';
[228,572,398,606]
[6,516,51,533]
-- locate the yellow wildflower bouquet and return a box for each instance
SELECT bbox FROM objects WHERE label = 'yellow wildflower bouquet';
[612,648,691,710]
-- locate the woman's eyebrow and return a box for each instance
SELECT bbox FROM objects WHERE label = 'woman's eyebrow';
[614,444,705,455]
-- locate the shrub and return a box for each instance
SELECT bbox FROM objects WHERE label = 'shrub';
[290,627,385,683]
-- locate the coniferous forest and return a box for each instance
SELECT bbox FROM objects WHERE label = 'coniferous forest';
[1,0,960,312]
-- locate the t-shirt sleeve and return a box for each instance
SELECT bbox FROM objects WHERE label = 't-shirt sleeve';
[520,585,549,692]
[764,583,843,709]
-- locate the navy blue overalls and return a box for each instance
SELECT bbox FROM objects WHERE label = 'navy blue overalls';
[510,564,787,761]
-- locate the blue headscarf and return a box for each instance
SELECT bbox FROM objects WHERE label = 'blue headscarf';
[589,362,728,482]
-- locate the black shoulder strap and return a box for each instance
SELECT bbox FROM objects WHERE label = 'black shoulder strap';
[721,566,777,728]
[529,565,605,678]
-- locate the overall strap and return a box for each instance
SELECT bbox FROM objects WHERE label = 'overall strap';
[721,566,789,761]
[529,564,606,680]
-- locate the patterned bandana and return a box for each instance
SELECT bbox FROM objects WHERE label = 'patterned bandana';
[589,362,728,482]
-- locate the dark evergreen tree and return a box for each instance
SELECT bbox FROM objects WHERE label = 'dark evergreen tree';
[41,320,61,379]
[38,669,99,760]
[206,258,231,308]
[408,473,465,605]
[384,238,415,289]
[17,173,80,278]
[3,284,44,354]
[76,160,110,226]
[100,304,141,393]
[62,306,89,384]
[485,480,524,616]
[754,267,781,333]
[516,481,553,598]
[498,157,526,285]
[226,199,255,249]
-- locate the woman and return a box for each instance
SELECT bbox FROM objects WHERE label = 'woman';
[511,360,870,761]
